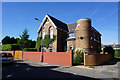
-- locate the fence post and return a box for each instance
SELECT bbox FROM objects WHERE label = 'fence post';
[84,52,86,66]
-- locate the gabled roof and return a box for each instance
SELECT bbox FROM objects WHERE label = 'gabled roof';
[67,23,77,33]
[37,14,69,33]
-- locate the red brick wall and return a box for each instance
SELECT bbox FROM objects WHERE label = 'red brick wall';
[1,50,73,66]
[22,51,41,62]
[43,50,72,66]
[0,51,14,56]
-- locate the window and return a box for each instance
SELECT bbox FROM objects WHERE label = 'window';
[69,46,73,50]
[97,36,99,40]
[91,46,93,48]
[69,33,75,37]
[91,37,92,40]
[50,30,53,39]
[49,46,52,52]
[42,32,45,39]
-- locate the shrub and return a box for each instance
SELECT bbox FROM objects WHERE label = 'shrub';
[2,44,12,51]
[114,49,120,58]
[22,48,37,51]
[103,46,115,54]
[1,44,21,51]
[73,48,85,65]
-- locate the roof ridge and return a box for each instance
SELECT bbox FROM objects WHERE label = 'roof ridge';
[47,14,67,25]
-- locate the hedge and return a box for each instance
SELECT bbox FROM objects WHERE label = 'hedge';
[1,44,21,51]
[22,48,37,51]
[114,49,120,58]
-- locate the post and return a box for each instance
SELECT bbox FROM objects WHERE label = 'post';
[40,25,43,62]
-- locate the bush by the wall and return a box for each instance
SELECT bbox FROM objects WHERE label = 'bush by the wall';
[114,49,120,58]
[2,44,12,51]
[103,46,115,54]
[73,48,85,65]
[1,44,21,51]
[73,53,83,65]
[22,48,37,51]
[11,44,21,50]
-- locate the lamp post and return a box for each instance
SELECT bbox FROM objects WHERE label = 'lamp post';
[35,18,43,62]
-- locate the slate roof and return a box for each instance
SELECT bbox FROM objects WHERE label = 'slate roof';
[47,14,69,32]
[67,22,101,35]
[67,23,77,33]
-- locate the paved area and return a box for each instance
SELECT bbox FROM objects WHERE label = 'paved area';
[2,59,120,80]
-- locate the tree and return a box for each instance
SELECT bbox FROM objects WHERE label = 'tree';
[11,37,17,44]
[18,28,29,48]
[27,40,36,48]
[2,36,18,44]
[2,36,11,44]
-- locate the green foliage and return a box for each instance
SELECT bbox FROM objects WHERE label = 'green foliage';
[73,53,83,65]
[11,44,21,51]
[27,40,36,48]
[22,48,37,51]
[1,44,21,51]
[36,37,42,52]
[73,48,85,65]
[114,49,120,58]
[2,36,17,44]
[2,36,11,44]
[36,35,56,51]
[103,46,115,54]
[1,44,12,51]
[18,28,29,48]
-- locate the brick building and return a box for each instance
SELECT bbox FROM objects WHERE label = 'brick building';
[37,14,101,53]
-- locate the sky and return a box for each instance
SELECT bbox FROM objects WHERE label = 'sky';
[1,2,118,45]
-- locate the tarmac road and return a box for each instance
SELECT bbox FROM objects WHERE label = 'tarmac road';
[2,59,119,80]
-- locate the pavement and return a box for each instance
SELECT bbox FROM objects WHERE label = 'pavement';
[2,58,120,80]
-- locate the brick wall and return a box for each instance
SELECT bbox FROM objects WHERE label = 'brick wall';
[17,50,73,66]
[84,53,113,66]
[75,18,91,53]
[22,51,41,62]
[57,29,68,52]
[43,50,72,66]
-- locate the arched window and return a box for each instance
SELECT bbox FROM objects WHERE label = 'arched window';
[50,30,53,39]
[42,31,45,39]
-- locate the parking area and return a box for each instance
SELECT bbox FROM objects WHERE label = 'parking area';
[2,59,119,80]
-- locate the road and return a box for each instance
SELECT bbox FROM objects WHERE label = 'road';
[2,59,119,80]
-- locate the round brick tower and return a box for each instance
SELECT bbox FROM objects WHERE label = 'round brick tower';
[75,18,91,54]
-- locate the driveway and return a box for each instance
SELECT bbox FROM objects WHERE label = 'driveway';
[2,59,120,80]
